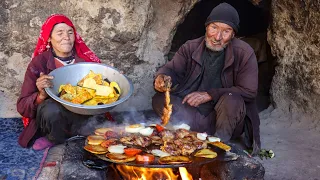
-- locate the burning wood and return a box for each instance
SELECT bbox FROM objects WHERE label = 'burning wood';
[116,165,193,180]
[116,165,178,180]
[161,80,172,126]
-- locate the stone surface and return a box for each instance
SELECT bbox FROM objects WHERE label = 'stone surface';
[0,0,197,117]
[59,140,106,180]
[201,155,265,180]
[38,144,65,180]
[268,0,320,127]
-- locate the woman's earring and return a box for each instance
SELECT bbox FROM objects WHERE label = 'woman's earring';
[46,42,50,49]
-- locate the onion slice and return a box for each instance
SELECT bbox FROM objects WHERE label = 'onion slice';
[108,144,127,154]
[173,123,190,130]
[208,136,221,142]
[139,127,154,136]
[197,132,208,141]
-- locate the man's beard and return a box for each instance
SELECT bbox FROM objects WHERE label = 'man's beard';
[205,37,229,52]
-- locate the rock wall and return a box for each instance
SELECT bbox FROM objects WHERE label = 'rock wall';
[268,0,320,123]
[0,0,197,117]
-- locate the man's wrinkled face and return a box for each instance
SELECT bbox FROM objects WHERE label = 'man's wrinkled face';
[205,22,234,52]
[49,23,75,57]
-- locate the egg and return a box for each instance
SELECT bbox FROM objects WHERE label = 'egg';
[197,132,208,141]
[139,127,154,136]
[151,149,171,157]
[208,136,221,142]
[173,123,191,131]
[125,124,145,133]
[108,144,127,154]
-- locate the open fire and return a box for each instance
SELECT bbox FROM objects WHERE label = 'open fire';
[116,165,193,180]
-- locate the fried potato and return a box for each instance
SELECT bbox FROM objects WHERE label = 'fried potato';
[61,84,77,96]
[93,74,103,85]
[60,93,75,102]
[59,70,121,105]
[77,70,97,86]
[194,149,217,158]
[84,144,108,154]
[209,142,231,151]
[76,86,96,97]
[71,90,93,104]
[106,153,136,163]
[158,156,192,164]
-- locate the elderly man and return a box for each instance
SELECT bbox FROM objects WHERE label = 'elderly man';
[152,3,260,154]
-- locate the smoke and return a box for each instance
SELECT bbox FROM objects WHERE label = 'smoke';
[77,105,192,136]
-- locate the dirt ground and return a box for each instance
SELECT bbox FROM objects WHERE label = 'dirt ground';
[258,106,320,180]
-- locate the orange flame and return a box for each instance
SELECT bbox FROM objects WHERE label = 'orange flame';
[116,164,181,180]
[179,167,193,180]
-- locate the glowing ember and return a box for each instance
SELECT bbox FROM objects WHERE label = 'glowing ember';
[179,167,193,180]
[116,164,183,180]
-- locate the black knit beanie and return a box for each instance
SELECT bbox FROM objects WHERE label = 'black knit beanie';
[205,3,240,33]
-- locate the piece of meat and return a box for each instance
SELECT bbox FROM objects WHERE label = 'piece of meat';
[175,129,190,139]
[161,141,181,156]
[180,142,197,156]
[193,140,208,149]
[151,135,163,145]
[120,136,135,145]
[161,81,172,126]
[174,138,197,155]
[135,136,152,147]
[160,130,175,141]
[104,131,119,139]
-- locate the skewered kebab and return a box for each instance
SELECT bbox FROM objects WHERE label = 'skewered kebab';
[161,80,172,126]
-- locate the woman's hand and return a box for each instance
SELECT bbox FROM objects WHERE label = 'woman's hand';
[36,72,54,100]
[154,74,171,92]
[182,91,212,107]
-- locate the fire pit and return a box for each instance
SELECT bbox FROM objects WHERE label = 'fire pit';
[57,111,264,180]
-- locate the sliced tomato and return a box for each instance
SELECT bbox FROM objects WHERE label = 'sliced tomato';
[124,148,142,156]
[136,154,155,163]
[155,124,164,132]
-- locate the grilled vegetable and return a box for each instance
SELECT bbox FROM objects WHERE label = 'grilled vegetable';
[194,149,217,158]
[209,141,231,151]
[158,155,192,164]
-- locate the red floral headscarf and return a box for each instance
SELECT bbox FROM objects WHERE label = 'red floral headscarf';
[23,14,101,128]
[32,14,101,63]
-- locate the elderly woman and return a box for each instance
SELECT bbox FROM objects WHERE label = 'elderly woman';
[17,14,101,150]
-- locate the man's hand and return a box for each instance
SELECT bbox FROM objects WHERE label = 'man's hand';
[154,74,171,92]
[36,72,54,100]
[182,91,212,107]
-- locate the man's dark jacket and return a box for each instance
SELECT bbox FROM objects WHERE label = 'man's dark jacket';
[156,36,261,154]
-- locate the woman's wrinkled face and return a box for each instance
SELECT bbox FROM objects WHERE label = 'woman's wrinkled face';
[49,23,75,57]
[205,22,234,52]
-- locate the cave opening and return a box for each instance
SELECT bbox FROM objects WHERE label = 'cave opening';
[168,0,274,112]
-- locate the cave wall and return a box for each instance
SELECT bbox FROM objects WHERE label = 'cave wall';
[268,0,320,119]
[1,0,319,121]
[0,0,197,117]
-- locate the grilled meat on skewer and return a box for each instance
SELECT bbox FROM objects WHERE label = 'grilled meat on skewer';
[161,80,172,126]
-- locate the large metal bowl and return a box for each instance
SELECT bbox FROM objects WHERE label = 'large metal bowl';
[45,62,134,115]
